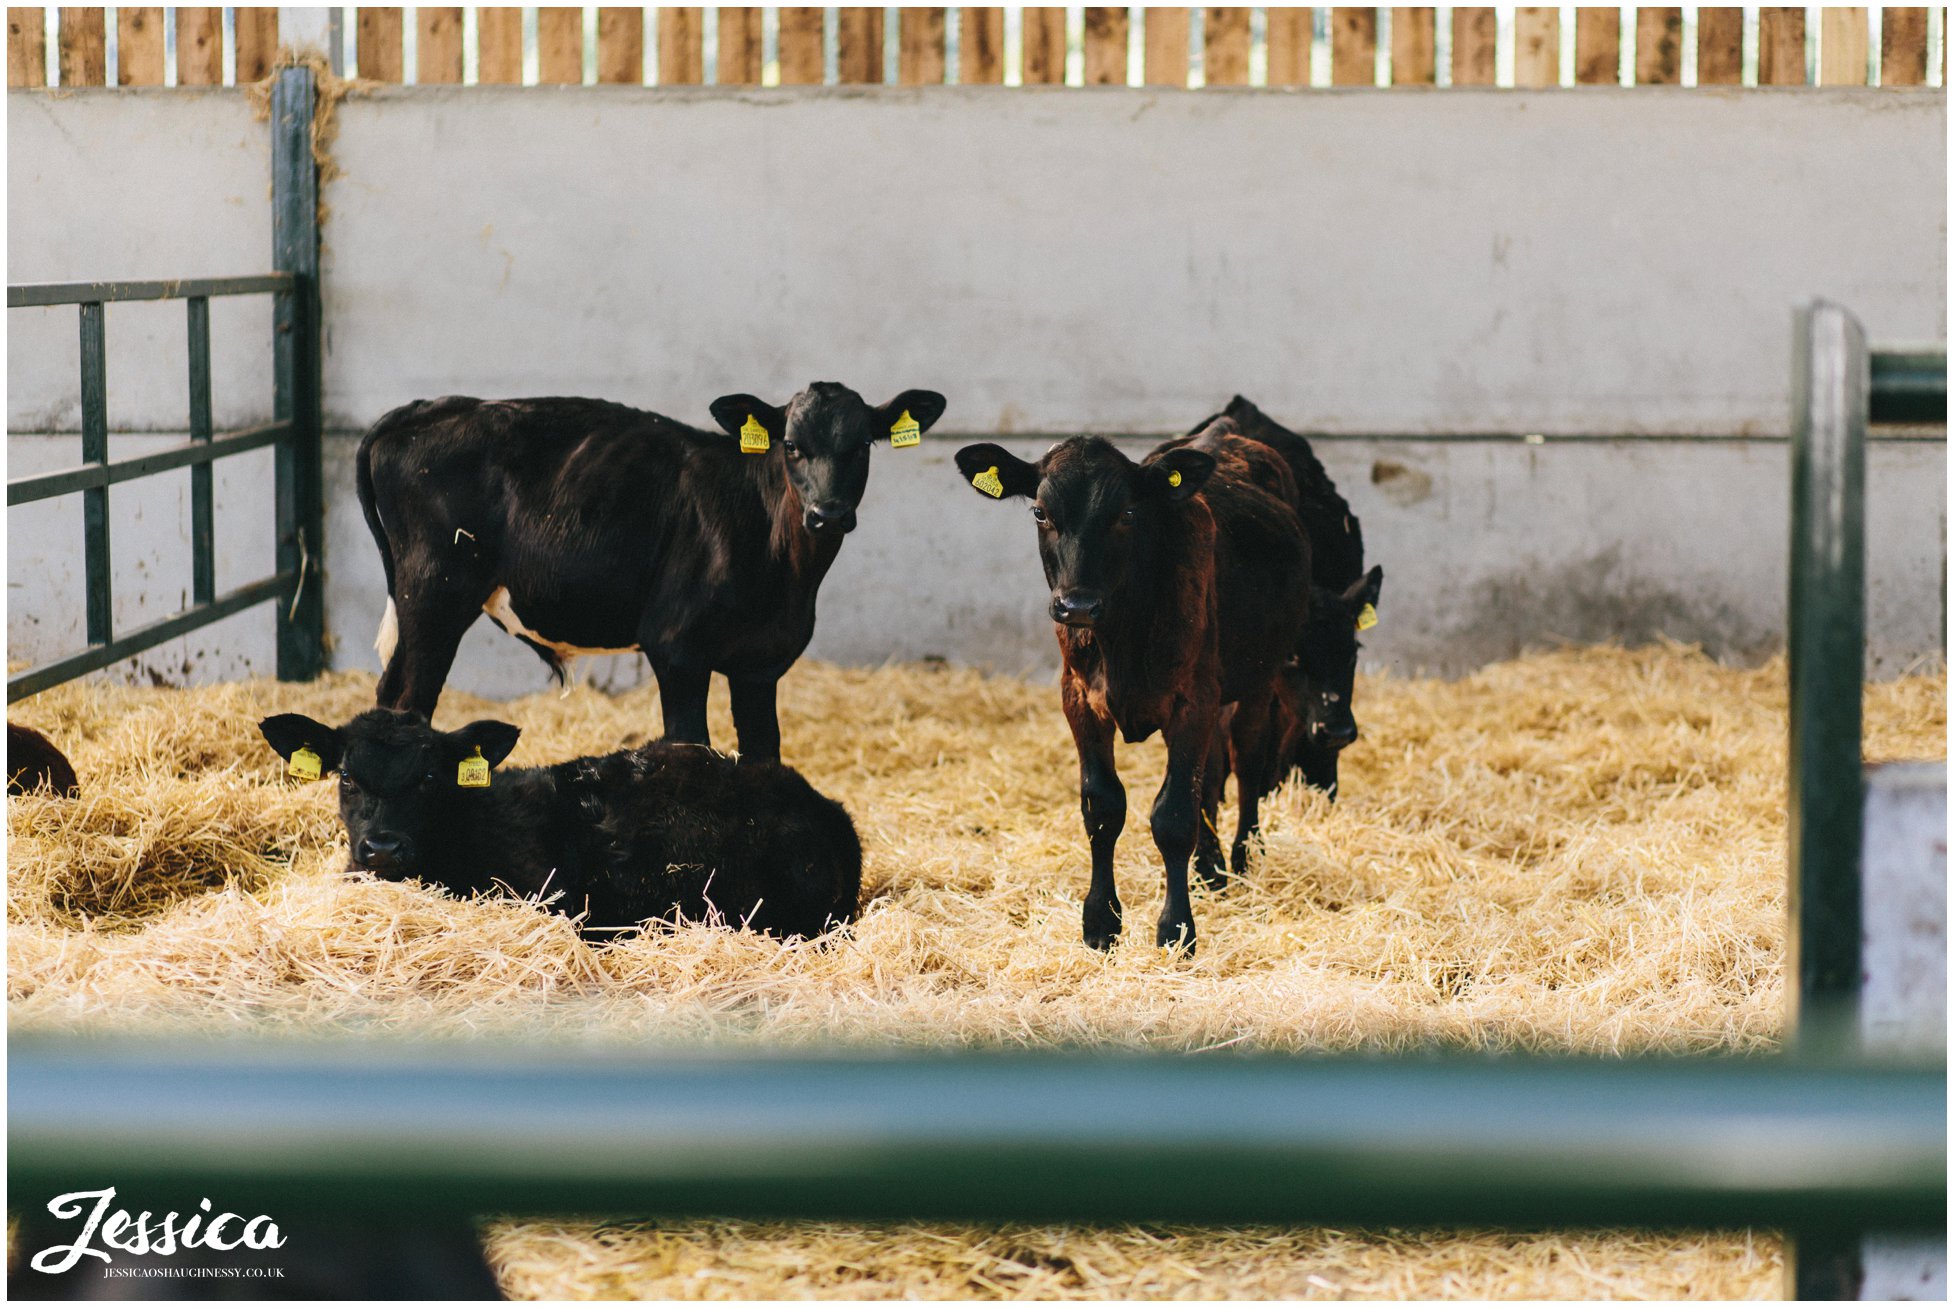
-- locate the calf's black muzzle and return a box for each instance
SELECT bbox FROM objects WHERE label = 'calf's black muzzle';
[353,833,409,875]
[804,504,857,535]
[1050,592,1104,627]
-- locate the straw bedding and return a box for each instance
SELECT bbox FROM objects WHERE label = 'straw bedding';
[8,644,1944,1298]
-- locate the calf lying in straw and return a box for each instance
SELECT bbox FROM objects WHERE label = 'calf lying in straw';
[260,708,861,940]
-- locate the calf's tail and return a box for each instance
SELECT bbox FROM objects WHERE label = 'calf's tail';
[356,404,418,670]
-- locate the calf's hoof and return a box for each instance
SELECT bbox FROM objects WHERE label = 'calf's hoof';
[1229,841,1253,879]
[1155,917,1197,955]
[1082,899,1124,951]
[1197,861,1229,893]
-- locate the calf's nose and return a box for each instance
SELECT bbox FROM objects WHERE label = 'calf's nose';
[355,833,405,872]
[1050,593,1104,626]
[1320,720,1359,749]
[804,504,856,534]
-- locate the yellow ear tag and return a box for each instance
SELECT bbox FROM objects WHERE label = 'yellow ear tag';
[889,410,922,449]
[288,747,322,782]
[972,465,1005,498]
[457,747,491,789]
[739,414,770,454]
[1168,470,1183,488]
[1356,603,1379,632]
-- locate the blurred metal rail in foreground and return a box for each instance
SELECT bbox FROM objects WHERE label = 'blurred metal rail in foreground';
[7,1039,1943,1231]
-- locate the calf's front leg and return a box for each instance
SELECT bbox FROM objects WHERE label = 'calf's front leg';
[1152,702,1215,953]
[1063,674,1126,950]
[652,661,713,749]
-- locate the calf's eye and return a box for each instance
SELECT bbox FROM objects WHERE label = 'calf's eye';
[1030,505,1049,524]
[1120,506,1137,523]
[782,439,801,458]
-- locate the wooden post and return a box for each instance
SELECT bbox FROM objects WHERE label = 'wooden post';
[357,7,405,82]
[1331,8,1376,86]
[1266,5,1311,85]
[1513,6,1559,86]
[478,7,524,83]
[415,8,463,82]
[1821,7,1869,85]
[1390,7,1435,83]
[836,7,883,83]
[718,7,761,83]
[9,6,45,86]
[1451,6,1495,84]
[1880,8,1929,85]
[1021,7,1066,84]
[234,7,278,81]
[175,6,221,83]
[1695,6,1743,86]
[1143,7,1188,86]
[1574,7,1620,83]
[898,7,945,85]
[655,8,702,83]
[1204,8,1249,84]
[116,6,164,85]
[1634,6,1681,84]
[777,6,823,84]
[959,6,1003,82]
[1083,6,1127,83]
[596,8,643,83]
[57,6,103,85]
[1758,7,1808,85]
[536,7,583,83]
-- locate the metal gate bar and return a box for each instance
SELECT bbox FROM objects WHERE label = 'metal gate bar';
[5,66,323,703]
[7,1040,1942,1231]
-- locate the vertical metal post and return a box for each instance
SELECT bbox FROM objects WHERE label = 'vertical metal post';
[186,296,215,606]
[78,301,112,647]
[271,65,325,681]
[1785,300,1869,1300]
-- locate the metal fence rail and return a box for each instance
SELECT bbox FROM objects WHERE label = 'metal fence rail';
[5,67,324,703]
[7,1040,1943,1231]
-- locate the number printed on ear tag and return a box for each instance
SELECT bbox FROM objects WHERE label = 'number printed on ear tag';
[890,410,922,448]
[972,466,1005,498]
[457,747,491,789]
[288,747,322,782]
[739,415,770,454]
[1356,603,1379,632]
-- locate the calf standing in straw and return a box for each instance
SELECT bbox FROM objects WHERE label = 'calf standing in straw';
[261,709,861,940]
[952,428,1309,954]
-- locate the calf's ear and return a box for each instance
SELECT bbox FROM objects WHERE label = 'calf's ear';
[953,444,1039,501]
[1341,564,1384,610]
[708,394,787,443]
[1145,448,1215,502]
[259,714,343,773]
[450,719,522,769]
[872,389,947,442]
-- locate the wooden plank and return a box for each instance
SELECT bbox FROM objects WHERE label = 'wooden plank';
[1144,6,1188,85]
[9,6,44,86]
[57,6,103,84]
[1574,7,1620,83]
[1695,5,1743,85]
[234,7,278,81]
[836,6,882,82]
[959,6,1003,83]
[1204,7,1249,84]
[1330,7,1375,85]
[536,6,583,83]
[596,7,643,83]
[1083,6,1127,83]
[1880,6,1929,84]
[1757,6,1806,83]
[777,6,823,84]
[357,7,404,82]
[416,7,463,82]
[898,6,945,84]
[175,6,221,84]
[1388,7,1435,83]
[656,7,702,83]
[1450,6,1495,84]
[478,7,524,82]
[1021,6,1065,83]
[1633,6,1680,83]
[1820,6,1869,84]
[1512,6,1558,86]
[116,6,164,85]
[1266,4,1310,85]
[717,6,760,83]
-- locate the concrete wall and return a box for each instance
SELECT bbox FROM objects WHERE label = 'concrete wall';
[7,86,1947,692]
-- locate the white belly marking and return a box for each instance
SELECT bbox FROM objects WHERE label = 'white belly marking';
[483,587,639,660]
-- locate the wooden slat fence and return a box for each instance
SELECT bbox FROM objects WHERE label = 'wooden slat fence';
[6,7,1943,90]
